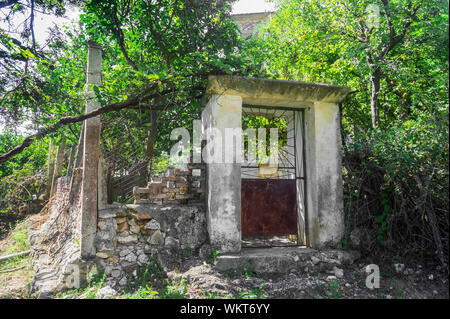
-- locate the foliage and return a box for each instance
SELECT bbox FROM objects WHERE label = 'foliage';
[261,0,448,128]
[236,283,265,299]
[0,221,30,271]
[343,106,449,265]
[208,248,220,264]
[0,0,448,268]
[260,0,449,267]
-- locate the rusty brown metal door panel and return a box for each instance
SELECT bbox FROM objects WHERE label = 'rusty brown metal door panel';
[241,179,297,237]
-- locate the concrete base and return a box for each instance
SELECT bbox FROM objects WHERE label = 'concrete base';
[214,247,359,274]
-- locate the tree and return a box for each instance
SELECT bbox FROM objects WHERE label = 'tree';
[0,0,266,173]
[262,0,448,129]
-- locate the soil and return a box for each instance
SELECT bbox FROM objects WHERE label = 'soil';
[0,210,448,299]
[165,257,449,299]
[0,233,34,299]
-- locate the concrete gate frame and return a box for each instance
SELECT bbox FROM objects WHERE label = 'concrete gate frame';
[202,75,351,254]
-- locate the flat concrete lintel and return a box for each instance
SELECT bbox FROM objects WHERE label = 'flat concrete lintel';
[205,75,351,106]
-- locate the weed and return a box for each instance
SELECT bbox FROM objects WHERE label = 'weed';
[182,246,192,258]
[328,280,342,299]
[122,285,159,299]
[0,222,30,271]
[243,264,256,279]
[237,283,265,299]
[161,278,189,299]
[208,248,220,264]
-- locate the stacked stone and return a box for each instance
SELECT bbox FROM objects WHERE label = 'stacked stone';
[94,203,207,289]
[133,165,205,205]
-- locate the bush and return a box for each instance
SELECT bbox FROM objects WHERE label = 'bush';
[343,108,449,268]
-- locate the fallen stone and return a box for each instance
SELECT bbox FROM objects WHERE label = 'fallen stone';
[96,286,118,299]
[119,277,127,286]
[333,266,344,278]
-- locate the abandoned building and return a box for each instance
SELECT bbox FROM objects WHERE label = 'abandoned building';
[27,15,358,296]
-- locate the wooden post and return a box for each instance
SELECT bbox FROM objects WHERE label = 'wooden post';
[80,40,102,258]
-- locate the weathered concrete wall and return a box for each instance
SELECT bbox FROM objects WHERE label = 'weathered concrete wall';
[202,95,242,253]
[305,102,344,248]
[231,12,272,39]
[94,203,208,289]
[204,76,349,251]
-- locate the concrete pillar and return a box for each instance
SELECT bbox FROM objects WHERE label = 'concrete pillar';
[305,102,344,248]
[50,138,66,196]
[293,112,307,246]
[46,139,55,199]
[80,40,102,258]
[202,94,242,253]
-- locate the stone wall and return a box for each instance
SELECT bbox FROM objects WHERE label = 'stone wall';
[133,165,205,205]
[94,202,208,289]
[94,164,208,289]
[28,172,89,296]
[28,164,209,294]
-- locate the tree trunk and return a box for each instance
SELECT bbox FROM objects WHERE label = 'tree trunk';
[140,109,158,186]
[370,67,381,128]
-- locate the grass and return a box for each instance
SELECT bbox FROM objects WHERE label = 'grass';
[55,270,107,299]
[327,280,342,299]
[236,283,266,299]
[0,221,30,271]
[208,248,220,264]
[58,255,192,299]
[0,221,33,298]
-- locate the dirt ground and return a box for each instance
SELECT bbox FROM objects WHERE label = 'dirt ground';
[0,235,34,299]
[163,257,449,299]
[0,214,448,299]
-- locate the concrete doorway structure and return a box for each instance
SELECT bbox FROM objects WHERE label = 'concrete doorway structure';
[240,106,305,248]
[202,75,351,254]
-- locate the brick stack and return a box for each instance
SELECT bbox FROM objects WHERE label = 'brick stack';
[133,164,205,204]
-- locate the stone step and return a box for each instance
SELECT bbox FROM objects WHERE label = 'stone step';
[214,247,359,275]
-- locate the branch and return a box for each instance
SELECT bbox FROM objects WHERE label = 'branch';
[110,5,139,71]
[30,0,36,52]
[0,84,204,164]
[0,0,20,9]
[380,0,422,59]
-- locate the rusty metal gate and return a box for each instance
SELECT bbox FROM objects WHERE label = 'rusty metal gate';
[241,106,307,246]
